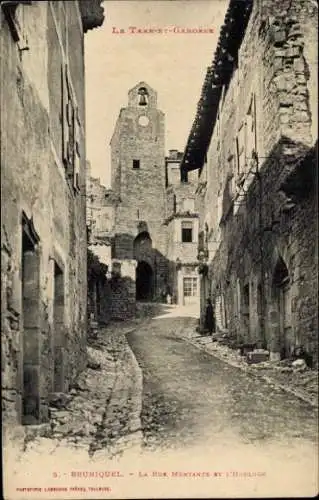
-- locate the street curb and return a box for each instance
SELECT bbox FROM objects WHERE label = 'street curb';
[103,325,144,453]
[126,338,143,433]
[181,335,318,409]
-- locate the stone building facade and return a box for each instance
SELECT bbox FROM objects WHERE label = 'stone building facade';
[1,1,104,425]
[165,150,200,305]
[86,162,115,325]
[181,0,318,363]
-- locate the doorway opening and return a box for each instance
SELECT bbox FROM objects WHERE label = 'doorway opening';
[272,256,291,359]
[22,219,40,425]
[183,276,198,304]
[241,283,250,341]
[53,262,65,392]
[136,261,153,300]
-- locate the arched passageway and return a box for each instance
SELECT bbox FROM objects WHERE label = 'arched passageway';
[133,231,152,261]
[271,256,292,359]
[136,261,153,300]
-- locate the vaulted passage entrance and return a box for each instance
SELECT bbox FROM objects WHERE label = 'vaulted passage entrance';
[272,256,292,359]
[268,255,292,360]
[136,261,153,300]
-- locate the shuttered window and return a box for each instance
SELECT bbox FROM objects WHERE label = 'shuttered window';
[61,64,81,193]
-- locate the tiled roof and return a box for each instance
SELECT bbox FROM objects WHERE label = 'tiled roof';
[180,0,253,172]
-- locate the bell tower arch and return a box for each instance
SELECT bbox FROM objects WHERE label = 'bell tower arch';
[128,81,158,109]
[110,82,168,298]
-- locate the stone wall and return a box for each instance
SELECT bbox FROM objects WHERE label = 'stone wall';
[199,0,318,362]
[1,1,89,425]
[110,261,136,320]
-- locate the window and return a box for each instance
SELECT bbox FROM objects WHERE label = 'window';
[181,221,193,242]
[133,159,140,169]
[95,211,110,234]
[61,64,81,192]
[246,94,256,165]
[222,174,235,220]
[236,124,246,174]
[183,277,198,297]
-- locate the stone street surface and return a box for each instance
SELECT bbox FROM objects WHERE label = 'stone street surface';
[5,304,318,499]
[127,304,318,497]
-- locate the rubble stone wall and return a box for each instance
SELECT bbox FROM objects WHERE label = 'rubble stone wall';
[203,0,318,362]
[110,261,136,320]
[1,1,87,424]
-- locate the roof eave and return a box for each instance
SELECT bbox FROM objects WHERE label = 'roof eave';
[79,0,105,33]
[180,0,253,172]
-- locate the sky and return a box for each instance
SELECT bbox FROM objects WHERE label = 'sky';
[85,0,227,187]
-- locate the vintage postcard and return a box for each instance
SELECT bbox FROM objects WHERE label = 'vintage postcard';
[1,0,318,498]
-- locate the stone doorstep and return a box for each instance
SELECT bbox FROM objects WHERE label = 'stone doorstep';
[182,335,318,409]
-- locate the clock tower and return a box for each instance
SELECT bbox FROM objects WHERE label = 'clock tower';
[110,82,167,301]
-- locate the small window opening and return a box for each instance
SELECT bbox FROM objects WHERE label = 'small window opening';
[181,221,193,242]
[133,159,140,169]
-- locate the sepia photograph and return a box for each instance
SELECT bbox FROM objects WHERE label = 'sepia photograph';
[1,0,318,498]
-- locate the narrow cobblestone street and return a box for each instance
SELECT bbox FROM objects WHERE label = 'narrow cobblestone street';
[4,304,318,498]
[127,304,318,495]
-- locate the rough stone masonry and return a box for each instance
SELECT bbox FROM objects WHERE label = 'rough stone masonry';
[181,0,318,363]
[1,1,104,426]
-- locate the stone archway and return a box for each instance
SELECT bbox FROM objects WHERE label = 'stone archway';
[269,256,292,359]
[133,231,152,261]
[136,261,153,300]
